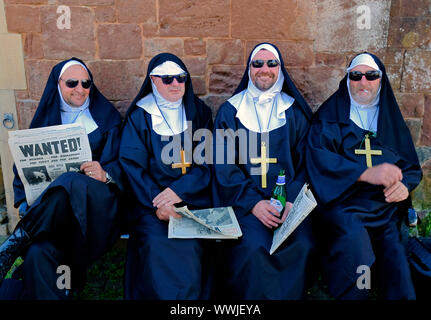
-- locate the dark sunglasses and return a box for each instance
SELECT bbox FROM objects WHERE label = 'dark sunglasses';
[251,59,280,68]
[348,70,381,82]
[61,78,92,89]
[154,73,188,85]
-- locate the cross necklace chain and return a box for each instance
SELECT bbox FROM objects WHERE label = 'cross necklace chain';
[253,97,276,133]
[153,97,191,175]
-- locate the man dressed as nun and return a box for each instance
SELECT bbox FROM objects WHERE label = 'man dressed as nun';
[305,53,422,299]
[0,58,124,299]
[212,43,316,299]
[119,53,213,299]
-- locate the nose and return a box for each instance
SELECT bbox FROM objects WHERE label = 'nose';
[360,73,373,84]
[75,85,85,93]
[260,63,271,72]
[170,78,182,86]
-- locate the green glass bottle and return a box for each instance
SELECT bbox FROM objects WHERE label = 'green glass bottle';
[270,169,287,214]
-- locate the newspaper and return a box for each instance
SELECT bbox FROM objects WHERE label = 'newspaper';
[270,183,317,255]
[168,206,242,239]
[8,123,92,206]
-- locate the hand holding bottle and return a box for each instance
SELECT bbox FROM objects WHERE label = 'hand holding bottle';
[251,200,282,228]
[281,202,293,223]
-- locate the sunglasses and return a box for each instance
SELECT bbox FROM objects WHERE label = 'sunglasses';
[154,74,188,85]
[348,70,381,82]
[61,78,92,89]
[251,59,280,68]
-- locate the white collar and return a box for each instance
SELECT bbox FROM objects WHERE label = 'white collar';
[228,89,294,133]
[136,93,188,136]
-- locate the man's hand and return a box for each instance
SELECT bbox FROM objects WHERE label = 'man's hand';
[280,202,293,223]
[251,200,282,229]
[153,187,182,208]
[358,163,402,188]
[80,161,106,183]
[383,181,409,203]
[155,204,182,222]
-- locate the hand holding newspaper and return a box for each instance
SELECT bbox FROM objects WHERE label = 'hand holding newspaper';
[270,183,317,255]
[8,123,92,206]
[168,206,242,239]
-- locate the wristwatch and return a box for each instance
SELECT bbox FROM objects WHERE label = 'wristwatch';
[105,171,113,184]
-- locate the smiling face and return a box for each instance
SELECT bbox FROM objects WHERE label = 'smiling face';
[151,75,186,102]
[249,49,280,92]
[349,64,381,105]
[58,65,90,107]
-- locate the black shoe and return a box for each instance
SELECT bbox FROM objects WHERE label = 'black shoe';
[0,227,30,284]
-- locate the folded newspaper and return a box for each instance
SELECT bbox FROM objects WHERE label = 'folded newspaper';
[168,206,242,239]
[8,123,92,206]
[270,183,317,255]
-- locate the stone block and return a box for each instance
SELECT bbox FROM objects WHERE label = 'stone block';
[80,0,114,5]
[399,0,431,17]
[405,118,422,145]
[314,0,391,52]
[202,95,230,117]
[159,0,229,38]
[97,24,142,59]
[182,57,206,76]
[412,155,431,208]
[209,65,245,95]
[94,6,115,23]
[112,100,132,119]
[144,38,183,58]
[379,48,404,65]
[207,39,244,65]
[87,60,144,101]
[184,38,206,56]
[246,41,314,67]
[385,64,402,91]
[190,76,206,96]
[116,0,158,35]
[402,50,431,93]
[420,95,431,145]
[232,0,313,40]
[25,59,59,100]
[388,17,431,49]
[389,0,402,17]
[415,146,431,164]
[15,89,29,100]
[288,66,345,111]
[315,52,347,67]
[5,5,41,33]
[55,0,80,5]
[395,93,425,118]
[5,0,47,4]
[117,0,156,25]
[41,6,96,60]
[23,33,44,59]
[16,100,38,129]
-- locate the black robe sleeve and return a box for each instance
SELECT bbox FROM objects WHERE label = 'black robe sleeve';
[305,120,368,205]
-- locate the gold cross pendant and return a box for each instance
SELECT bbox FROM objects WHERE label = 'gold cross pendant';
[171,148,191,175]
[250,142,277,188]
[354,134,382,168]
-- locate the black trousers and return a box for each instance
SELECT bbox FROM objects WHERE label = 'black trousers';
[19,188,82,299]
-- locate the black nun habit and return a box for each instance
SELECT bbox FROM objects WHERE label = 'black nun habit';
[305,52,422,299]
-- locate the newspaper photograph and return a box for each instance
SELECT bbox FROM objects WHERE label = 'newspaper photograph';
[168,206,242,239]
[8,123,92,206]
[270,183,317,255]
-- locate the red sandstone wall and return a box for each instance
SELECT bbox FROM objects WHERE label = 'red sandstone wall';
[4,0,431,148]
